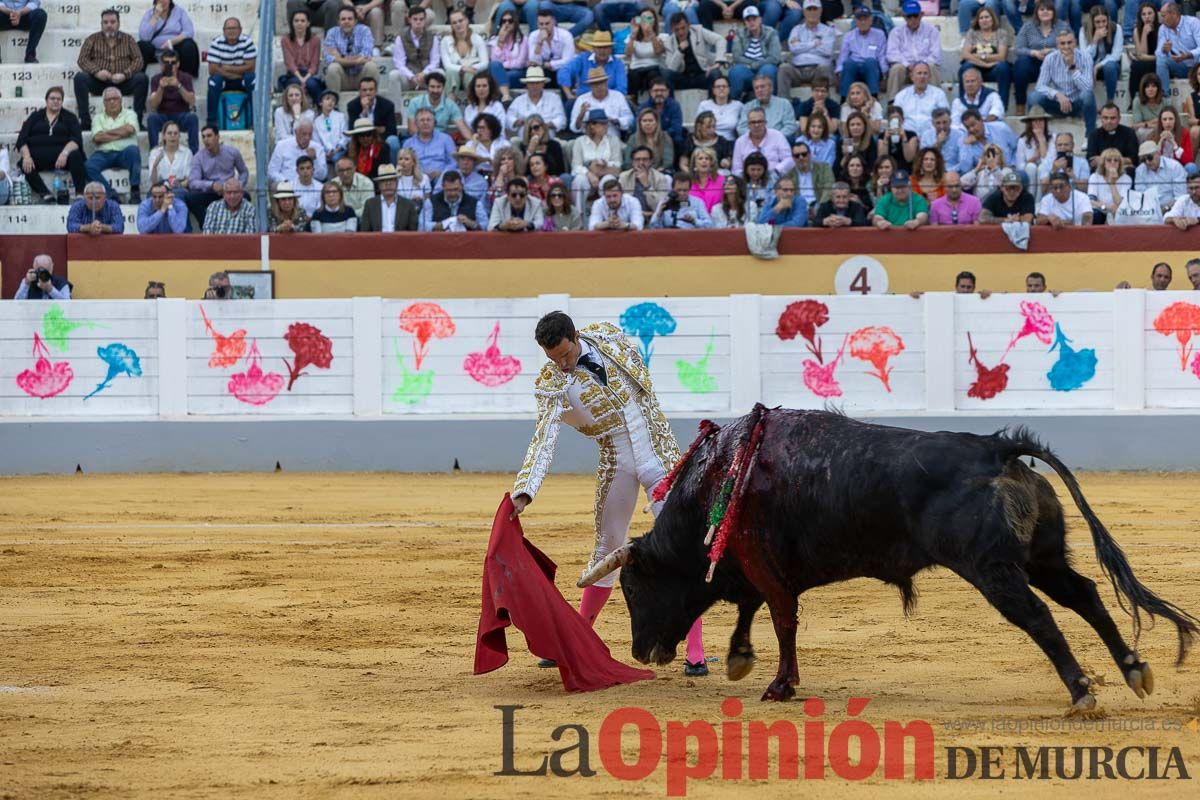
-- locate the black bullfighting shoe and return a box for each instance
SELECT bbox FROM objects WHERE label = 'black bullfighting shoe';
[537,658,558,668]
[683,659,709,677]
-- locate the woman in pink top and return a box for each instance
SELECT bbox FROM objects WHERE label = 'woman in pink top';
[689,146,723,212]
[279,8,324,105]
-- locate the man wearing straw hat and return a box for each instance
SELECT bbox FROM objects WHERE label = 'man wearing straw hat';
[360,164,420,231]
[506,66,567,136]
[559,30,627,102]
[435,146,489,199]
[570,66,634,135]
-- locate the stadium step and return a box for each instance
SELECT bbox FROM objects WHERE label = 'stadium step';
[0,202,140,234]
[34,0,260,36]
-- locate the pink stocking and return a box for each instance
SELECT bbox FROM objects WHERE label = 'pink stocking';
[685,617,705,664]
[579,585,613,626]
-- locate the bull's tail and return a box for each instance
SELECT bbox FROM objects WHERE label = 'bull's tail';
[1009,429,1200,665]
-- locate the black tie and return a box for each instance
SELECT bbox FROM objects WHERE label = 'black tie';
[577,353,608,386]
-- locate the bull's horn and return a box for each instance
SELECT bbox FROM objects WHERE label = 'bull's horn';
[577,544,632,588]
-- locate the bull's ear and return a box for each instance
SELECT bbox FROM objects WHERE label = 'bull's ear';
[576,543,633,588]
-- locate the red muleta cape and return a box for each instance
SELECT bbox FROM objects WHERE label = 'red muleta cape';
[473,494,655,692]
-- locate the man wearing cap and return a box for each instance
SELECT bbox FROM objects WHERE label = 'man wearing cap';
[871,169,929,230]
[729,7,782,100]
[435,147,490,199]
[893,62,949,139]
[294,156,323,216]
[837,6,889,98]
[736,74,798,138]
[978,171,1036,223]
[887,1,943,97]
[1155,3,1200,98]
[589,175,645,230]
[1086,102,1138,172]
[1030,30,1096,134]
[507,66,567,136]
[951,68,1005,128]
[928,171,981,225]
[1036,170,1093,226]
[570,67,635,135]
[420,169,487,231]
[1164,173,1200,230]
[405,72,471,139]
[346,76,400,159]
[777,1,836,98]
[732,107,793,175]
[402,107,456,181]
[1036,131,1089,191]
[1135,140,1188,213]
[389,7,441,93]
[559,30,627,103]
[137,181,189,234]
[525,7,576,79]
[663,11,728,92]
[360,163,420,232]
[268,118,329,187]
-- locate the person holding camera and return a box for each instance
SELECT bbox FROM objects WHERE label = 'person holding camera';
[650,173,713,229]
[14,255,71,300]
[204,271,233,301]
[1037,131,1090,193]
[147,50,199,154]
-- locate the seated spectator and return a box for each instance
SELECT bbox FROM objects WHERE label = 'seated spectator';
[533,0,594,39]
[347,76,400,156]
[560,32,626,108]
[727,7,782,100]
[137,0,199,78]
[486,147,524,211]
[274,84,315,144]
[733,108,792,177]
[1191,259,1200,290]
[979,171,1036,222]
[952,67,1006,128]
[346,117,390,179]
[836,6,889,98]
[963,142,1008,196]
[887,2,942,96]
[742,151,776,218]
[911,147,946,201]
[75,9,148,131]
[872,171,930,230]
[650,172,713,228]
[543,184,584,231]
[842,153,874,210]
[1135,140,1188,213]
[892,62,949,140]
[688,147,724,211]
[465,74,507,133]
[137,181,188,233]
[1013,1,1071,116]
[571,68,635,136]
[840,80,884,136]
[203,178,256,233]
[518,114,568,176]
[85,87,141,202]
[697,76,744,142]
[1153,106,1194,169]
[525,153,558,202]
[618,145,670,224]
[421,170,487,231]
[268,182,311,233]
[0,0,48,64]
[920,108,963,174]
[465,113,509,168]
[68,182,125,234]
[870,155,898,204]
[757,175,807,227]
[711,175,750,228]
[680,111,732,172]
[1081,6,1122,104]
[13,255,70,299]
[0,146,9,206]
[881,106,921,170]
[1030,31,1096,134]
[663,12,726,92]
[394,147,432,201]
[313,90,348,167]
[403,109,455,181]
[797,113,836,168]
[293,155,323,216]
[638,79,684,150]
[16,86,87,203]
[490,177,546,231]
[1036,170,1094,225]
[958,109,1019,177]
[574,110,625,207]
[359,164,419,232]
[1088,146,1131,224]
[323,7,378,94]
[524,8,576,86]
[1025,271,1050,292]
[784,140,833,207]
[390,7,441,93]
[441,9,488,96]
[625,108,675,172]
[269,119,328,187]
[279,8,324,105]
[144,281,166,299]
[1164,173,1200,229]
[488,11,528,103]
[958,10,1011,109]
[204,270,232,300]
[777,1,835,99]
[590,175,645,230]
[406,72,471,139]
[332,156,375,212]
[623,9,670,101]
[736,74,797,139]
[928,172,981,224]
[835,111,878,181]
[185,126,249,223]
[310,180,359,232]
[508,67,567,139]
[815,181,871,227]
[329,0,384,47]
[1084,103,1137,173]
[597,0,650,33]
[206,17,257,129]
[147,49,199,154]
[1156,3,1199,95]
[795,75,840,136]
[437,148,489,199]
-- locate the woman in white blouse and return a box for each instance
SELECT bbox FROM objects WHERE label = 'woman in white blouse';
[709,175,749,228]
[148,120,192,189]
[463,73,507,132]
[273,83,315,143]
[1087,147,1131,224]
[839,81,885,135]
[441,9,489,96]
[312,89,347,165]
[624,9,670,103]
[394,147,431,201]
[696,76,743,141]
[571,114,623,211]
[466,113,510,171]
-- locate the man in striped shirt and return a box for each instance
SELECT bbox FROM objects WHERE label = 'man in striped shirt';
[206,17,257,128]
[74,8,148,131]
[1029,30,1096,134]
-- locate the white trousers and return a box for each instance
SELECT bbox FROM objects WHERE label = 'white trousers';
[587,408,669,589]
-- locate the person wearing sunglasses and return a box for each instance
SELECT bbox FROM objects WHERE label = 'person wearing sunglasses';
[490,176,546,231]
[781,143,832,207]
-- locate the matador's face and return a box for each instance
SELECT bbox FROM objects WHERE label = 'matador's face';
[542,335,582,374]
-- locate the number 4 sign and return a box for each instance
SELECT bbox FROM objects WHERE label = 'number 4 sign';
[834,256,889,296]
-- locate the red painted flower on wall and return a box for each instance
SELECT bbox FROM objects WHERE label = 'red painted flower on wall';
[776,300,830,362]
[967,332,1010,400]
[282,322,334,391]
[399,302,457,370]
[1153,301,1200,371]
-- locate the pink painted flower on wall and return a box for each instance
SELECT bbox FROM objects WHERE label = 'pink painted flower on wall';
[16,333,73,399]
[228,341,285,406]
[464,321,522,387]
[1192,352,1200,381]
[801,336,847,398]
[1002,301,1055,359]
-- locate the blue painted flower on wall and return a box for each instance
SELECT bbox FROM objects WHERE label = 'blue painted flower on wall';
[620,302,676,365]
[1046,324,1097,392]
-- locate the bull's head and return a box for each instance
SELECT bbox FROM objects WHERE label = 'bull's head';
[578,534,722,667]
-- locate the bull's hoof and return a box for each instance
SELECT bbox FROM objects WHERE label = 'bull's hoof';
[1127,663,1155,699]
[761,681,796,702]
[1064,693,1103,719]
[727,651,756,682]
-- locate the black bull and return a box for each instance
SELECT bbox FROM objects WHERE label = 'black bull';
[578,407,1199,708]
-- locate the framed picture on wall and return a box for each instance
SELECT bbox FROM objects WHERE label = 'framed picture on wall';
[227,270,275,300]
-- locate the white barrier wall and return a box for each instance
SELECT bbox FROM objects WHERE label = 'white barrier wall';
[2,292,1200,418]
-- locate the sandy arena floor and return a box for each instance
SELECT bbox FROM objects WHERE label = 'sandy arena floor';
[0,471,1198,799]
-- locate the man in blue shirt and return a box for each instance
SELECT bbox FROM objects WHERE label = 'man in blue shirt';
[920,108,963,175]
[137,182,190,233]
[1156,3,1200,94]
[757,175,808,227]
[557,30,627,102]
[957,108,1018,177]
[402,108,456,181]
[650,173,713,228]
[0,0,48,63]
[323,6,380,93]
[67,182,125,235]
